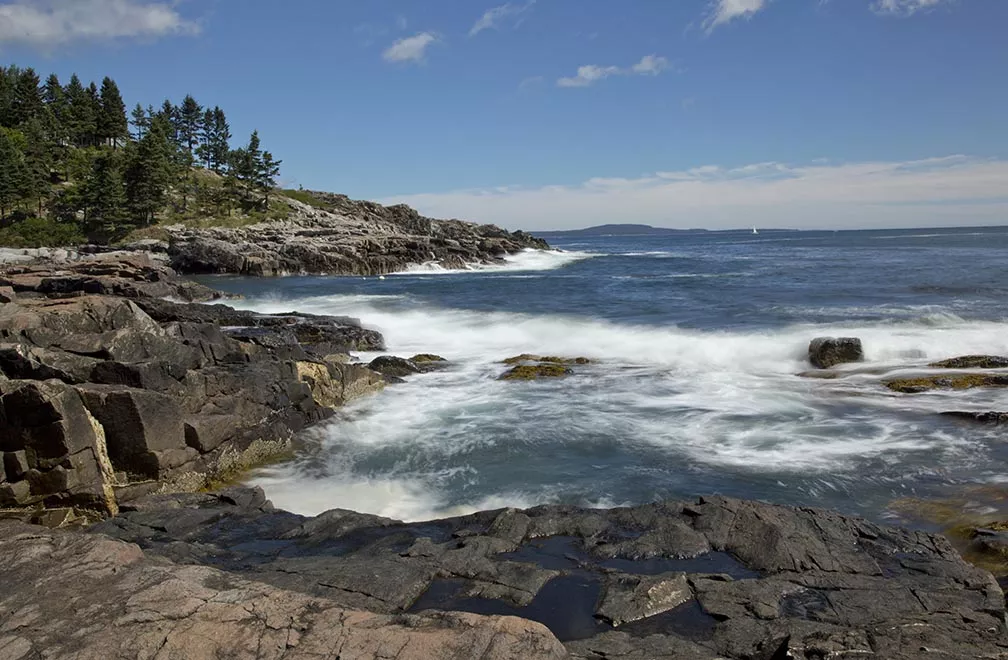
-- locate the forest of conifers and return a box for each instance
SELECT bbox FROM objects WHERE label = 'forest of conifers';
[0,65,282,246]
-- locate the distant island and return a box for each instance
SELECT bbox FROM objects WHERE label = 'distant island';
[538,224,708,237]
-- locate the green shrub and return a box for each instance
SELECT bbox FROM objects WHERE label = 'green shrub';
[0,216,85,248]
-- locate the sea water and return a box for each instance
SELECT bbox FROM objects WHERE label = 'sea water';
[200,226,1008,524]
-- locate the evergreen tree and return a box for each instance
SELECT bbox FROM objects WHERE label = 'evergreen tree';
[158,99,183,151]
[196,108,213,168]
[20,118,52,215]
[130,103,148,140]
[12,67,42,126]
[125,115,172,227]
[0,128,25,219]
[98,77,128,148]
[65,75,95,147]
[87,82,102,146]
[83,151,127,236]
[0,67,14,128]
[258,151,281,208]
[178,94,202,158]
[209,107,231,173]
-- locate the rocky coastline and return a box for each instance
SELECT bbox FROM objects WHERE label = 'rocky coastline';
[135,192,552,276]
[0,258,1007,658]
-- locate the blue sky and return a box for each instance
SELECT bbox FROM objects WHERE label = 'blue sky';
[1,0,1006,230]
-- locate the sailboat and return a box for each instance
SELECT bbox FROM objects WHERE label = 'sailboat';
[752,226,758,235]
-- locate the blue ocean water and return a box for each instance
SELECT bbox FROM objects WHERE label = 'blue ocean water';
[204,226,1008,524]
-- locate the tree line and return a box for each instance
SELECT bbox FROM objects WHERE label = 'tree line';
[0,65,282,244]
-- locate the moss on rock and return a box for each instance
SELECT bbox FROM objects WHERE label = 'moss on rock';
[884,373,1008,393]
[410,354,447,363]
[499,364,573,381]
[929,355,1008,369]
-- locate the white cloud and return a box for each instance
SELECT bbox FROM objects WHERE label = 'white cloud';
[871,0,951,16]
[0,0,198,46]
[469,1,535,38]
[557,55,672,88]
[380,156,1008,231]
[704,0,768,32]
[382,32,438,64]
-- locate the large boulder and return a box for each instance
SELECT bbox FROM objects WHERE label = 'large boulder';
[808,337,863,369]
[0,379,117,513]
[369,355,421,379]
[77,386,192,480]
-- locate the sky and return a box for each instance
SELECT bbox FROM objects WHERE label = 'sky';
[1,0,1006,231]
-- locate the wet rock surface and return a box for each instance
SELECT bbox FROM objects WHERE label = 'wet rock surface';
[885,373,1008,393]
[0,256,388,515]
[930,355,1008,369]
[808,337,864,369]
[162,193,551,276]
[0,519,567,660]
[86,488,1008,659]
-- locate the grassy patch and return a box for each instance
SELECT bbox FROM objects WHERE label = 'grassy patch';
[280,189,331,210]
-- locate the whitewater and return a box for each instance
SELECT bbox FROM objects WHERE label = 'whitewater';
[203,226,1008,525]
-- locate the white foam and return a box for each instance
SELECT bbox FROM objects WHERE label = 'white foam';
[393,249,595,275]
[234,292,1008,521]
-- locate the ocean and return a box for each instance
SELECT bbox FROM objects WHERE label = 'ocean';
[200,225,1008,526]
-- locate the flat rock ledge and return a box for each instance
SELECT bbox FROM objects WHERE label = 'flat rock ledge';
[43,487,1004,659]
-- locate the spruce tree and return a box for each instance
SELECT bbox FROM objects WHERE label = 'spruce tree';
[98,77,128,149]
[178,94,202,159]
[196,108,213,168]
[258,151,282,209]
[0,128,25,219]
[0,67,14,128]
[209,107,230,173]
[12,67,42,127]
[86,82,102,146]
[130,103,148,140]
[83,151,127,237]
[125,115,172,226]
[20,118,52,215]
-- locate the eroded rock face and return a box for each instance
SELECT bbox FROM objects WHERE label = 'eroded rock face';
[88,489,1008,659]
[0,260,390,514]
[163,194,551,277]
[886,373,1008,393]
[930,355,1008,369]
[0,520,568,660]
[808,337,864,369]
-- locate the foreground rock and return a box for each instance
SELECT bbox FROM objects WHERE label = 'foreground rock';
[164,192,551,276]
[84,488,1008,659]
[0,258,387,514]
[0,520,566,660]
[807,337,863,369]
[885,373,1008,393]
[930,355,1008,369]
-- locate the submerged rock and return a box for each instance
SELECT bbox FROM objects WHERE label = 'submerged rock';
[369,355,422,379]
[930,355,1008,369]
[502,354,591,365]
[807,337,863,369]
[499,364,573,380]
[941,411,1008,425]
[885,373,1008,393]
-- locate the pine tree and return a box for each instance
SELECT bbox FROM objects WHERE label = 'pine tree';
[196,108,213,168]
[209,107,230,173]
[125,115,172,227]
[130,103,149,140]
[98,77,128,148]
[0,67,15,128]
[86,82,102,146]
[0,128,25,219]
[178,94,202,158]
[83,151,127,237]
[20,118,52,215]
[258,151,281,209]
[12,67,42,127]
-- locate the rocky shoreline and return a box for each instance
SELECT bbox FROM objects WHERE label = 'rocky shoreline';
[1,258,1007,658]
[137,192,551,276]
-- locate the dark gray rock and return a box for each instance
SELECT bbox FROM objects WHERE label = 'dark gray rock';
[808,337,864,369]
[930,355,1008,369]
[369,355,421,379]
[941,411,1008,425]
[87,489,1008,659]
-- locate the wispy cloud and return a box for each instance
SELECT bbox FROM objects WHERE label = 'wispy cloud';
[381,156,1008,231]
[382,32,438,64]
[871,0,952,16]
[469,1,536,37]
[558,55,672,88]
[0,0,199,46]
[704,0,768,32]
